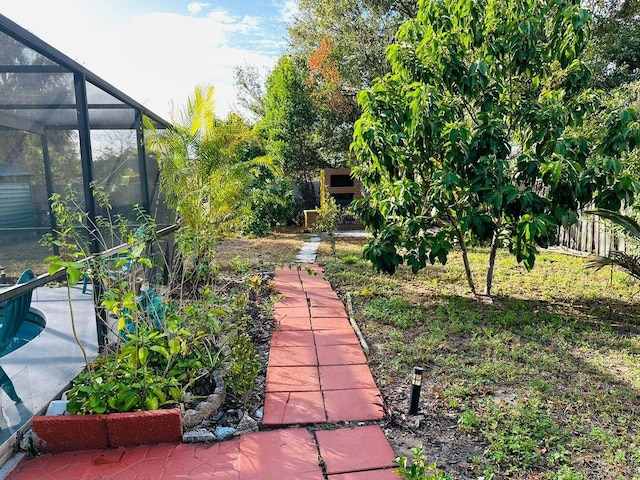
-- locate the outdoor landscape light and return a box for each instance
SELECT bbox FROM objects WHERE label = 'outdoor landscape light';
[408,366,424,415]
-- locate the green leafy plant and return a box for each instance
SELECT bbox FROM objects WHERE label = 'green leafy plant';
[395,447,452,480]
[351,0,640,296]
[242,173,297,236]
[226,333,260,408]
[314,193,344,255]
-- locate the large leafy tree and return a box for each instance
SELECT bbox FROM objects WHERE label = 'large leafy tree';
[352,0,640,296]
[260,56,322,208]
[289,0,415,89]
[586,0,640,90]
[288,0,416,165]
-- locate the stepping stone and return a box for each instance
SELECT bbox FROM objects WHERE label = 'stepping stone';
[276,316,312,331]
[270,330,314,348]
[263,391,326,425]
[319,364,377,391]
[310,306,348,318]
[268,346,318,367]
[240,429,325,480]
[316,426,396,475]
[316,344,367,365]
[323,388,384,422]
[308,298,345,309]
[265,366,320,392]
[311,316,352,330]
[274,306,310,320]
[314,329,359,346]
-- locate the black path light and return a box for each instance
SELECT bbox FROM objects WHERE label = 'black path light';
[408,366,424,415]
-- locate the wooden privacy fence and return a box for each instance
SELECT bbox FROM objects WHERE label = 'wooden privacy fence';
[555,215,628,257]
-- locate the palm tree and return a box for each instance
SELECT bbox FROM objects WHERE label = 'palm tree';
[144,86,276,248]
[586,209,640,280]
[144,86,278,296]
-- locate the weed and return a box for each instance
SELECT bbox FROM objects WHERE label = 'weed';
[395,447,452,480]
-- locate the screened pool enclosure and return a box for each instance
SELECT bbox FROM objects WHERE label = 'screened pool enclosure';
[0,13,174,456]
[0,13,172,258]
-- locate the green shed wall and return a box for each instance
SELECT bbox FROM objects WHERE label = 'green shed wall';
[0,183,35,228]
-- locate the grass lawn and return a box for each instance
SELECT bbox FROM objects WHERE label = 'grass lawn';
[0,236,51,278]
[317,237,640,480]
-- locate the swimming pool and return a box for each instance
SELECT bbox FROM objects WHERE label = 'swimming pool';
[0,306,47,357]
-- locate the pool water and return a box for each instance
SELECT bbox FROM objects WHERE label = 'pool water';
[0,307,46,357]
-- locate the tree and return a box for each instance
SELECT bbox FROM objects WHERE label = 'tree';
[233,63,266,120]
[351,0,640,296]
[144,86,276,255]
[585,0,640,89]
[288,0,416,165]
[306,33,361,166]
[260,56,322,208]
[288,0,415,90]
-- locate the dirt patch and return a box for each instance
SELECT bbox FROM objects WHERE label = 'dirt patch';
[212,231,307,265]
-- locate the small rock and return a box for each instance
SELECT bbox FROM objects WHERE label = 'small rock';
[205,392,225,412]
[183,428,216,443]
[182,409,203,429]
[19,430,39,452]
[254,408,263,419]
[235,414,258,434]
[214,426,237,440]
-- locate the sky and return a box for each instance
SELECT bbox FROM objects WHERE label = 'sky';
[1,0,297,121]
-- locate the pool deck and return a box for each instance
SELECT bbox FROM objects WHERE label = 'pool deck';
[0,285,98,454]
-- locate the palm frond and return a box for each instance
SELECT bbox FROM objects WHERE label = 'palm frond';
[587,251,640,281]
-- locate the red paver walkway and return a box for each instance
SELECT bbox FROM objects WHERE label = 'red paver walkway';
[264,266,385,426]
[6,265,400,479]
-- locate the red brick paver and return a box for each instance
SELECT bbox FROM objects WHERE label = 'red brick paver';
[316,425,397,475]
[266,266,385,425]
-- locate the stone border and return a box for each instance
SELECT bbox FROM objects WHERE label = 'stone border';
[182,371,226,430]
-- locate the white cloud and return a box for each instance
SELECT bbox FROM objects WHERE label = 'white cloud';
[1,1,283,120]
[273,0,299,23]
[187,2,209,16]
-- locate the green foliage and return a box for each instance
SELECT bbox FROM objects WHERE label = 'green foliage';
[66,324,198,414]
[260,56,323,207]
[351,0,640,296]
[288,1,416,166]
[363,296,417,329]
[476,398,569,476]
[226,333,260,408]
[458,407,481,433]
[586,0,640,89]
[144,86,277,255]
[395,447,452,480]
[242,172,297,235]
[314,193,344,254]
[314,194,343,233]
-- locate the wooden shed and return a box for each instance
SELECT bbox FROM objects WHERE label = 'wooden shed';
[305,168,363,230]
[0,166,36,231]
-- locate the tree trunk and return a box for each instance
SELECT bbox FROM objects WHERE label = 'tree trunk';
[485,229,500,296]
[455,227,476,295]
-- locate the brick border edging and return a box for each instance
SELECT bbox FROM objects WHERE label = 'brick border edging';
[32,408,182,454]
